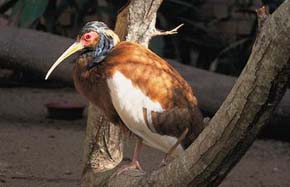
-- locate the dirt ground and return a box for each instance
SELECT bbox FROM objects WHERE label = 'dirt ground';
[0,87,290,187]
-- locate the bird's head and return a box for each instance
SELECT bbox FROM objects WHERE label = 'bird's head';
[45,21,119,80]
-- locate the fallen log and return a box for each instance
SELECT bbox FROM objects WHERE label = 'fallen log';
[0,27,289,140]
[0,27,74,84]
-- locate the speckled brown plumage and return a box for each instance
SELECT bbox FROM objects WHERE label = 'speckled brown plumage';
[73,54,121,125]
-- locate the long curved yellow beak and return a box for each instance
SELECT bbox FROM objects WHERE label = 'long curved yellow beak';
[45,42,84,80]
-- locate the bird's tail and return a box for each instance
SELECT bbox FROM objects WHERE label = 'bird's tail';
[182,107,208,149]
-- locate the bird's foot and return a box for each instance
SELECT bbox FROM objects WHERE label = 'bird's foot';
[203,117,211,126]
[159,158,167,168]
[159,155,173,168]
[159,155,170,167]
[116,161,144,175]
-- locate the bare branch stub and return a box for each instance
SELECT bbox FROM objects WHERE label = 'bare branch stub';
[126,0,184,46]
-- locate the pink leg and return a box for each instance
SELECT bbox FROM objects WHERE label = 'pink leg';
[117,137,144,175]
[160,128,189,167]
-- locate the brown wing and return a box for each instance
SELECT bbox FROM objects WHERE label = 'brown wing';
[105,41,198,109]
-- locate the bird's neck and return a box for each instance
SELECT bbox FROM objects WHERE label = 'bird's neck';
[86,33,118,70]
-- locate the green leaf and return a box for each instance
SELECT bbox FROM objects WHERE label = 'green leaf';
[12,0,48,27]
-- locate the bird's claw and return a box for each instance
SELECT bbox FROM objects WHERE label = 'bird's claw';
[116,161,144,175]
[159,157,168,168]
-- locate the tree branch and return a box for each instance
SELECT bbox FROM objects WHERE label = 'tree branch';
[126,0,164,46]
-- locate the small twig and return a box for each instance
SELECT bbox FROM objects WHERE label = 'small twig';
[152,24,184,37]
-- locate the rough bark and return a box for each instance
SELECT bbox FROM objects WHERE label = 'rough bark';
[81,104,124,186]
[0,1,290,186]
[126,0,163,46]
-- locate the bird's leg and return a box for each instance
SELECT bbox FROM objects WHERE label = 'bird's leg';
[130,137,143,170]
[160,128,189,166]
[117,137,144,175]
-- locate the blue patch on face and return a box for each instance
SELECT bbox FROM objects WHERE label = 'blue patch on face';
[81,21,116,70]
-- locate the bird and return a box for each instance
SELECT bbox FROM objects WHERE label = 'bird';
[45,21,205,173]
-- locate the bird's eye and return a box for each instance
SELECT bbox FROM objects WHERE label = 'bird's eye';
[84,33,91,41]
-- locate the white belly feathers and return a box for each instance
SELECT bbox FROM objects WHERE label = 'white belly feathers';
[107,71,183,155]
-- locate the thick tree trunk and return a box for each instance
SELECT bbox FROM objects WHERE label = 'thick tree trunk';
[81,104,124,186]
[0,1,290,186]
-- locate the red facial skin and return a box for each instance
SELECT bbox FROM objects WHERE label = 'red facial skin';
[80,31,99,47]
